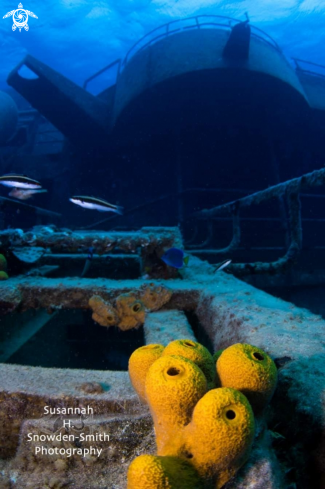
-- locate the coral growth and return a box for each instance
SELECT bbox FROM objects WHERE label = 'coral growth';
[88,295,119,328]
[216,343,277,412]
[115,293,146,330]
[89,284,172,331]
[0,271,8,280]
[139,283,172,311]
[128,344,165,403]
[88,294,145,331]
[128,341,276,489]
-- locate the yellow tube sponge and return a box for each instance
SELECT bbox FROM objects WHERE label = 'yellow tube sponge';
[127,455,204,489]
[128,344,165,403]
[162,339,216,389]
[216,343,277,411]
[182,387,255,488]
[145,355,207,455]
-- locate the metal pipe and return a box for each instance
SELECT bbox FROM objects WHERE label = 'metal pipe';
[195,167,325,218]
[293,58,325,71]
[0,196,61,218]
[227,189,302,275]
[189,247,286,253]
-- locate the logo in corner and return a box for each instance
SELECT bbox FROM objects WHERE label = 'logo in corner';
[3,3,38,32]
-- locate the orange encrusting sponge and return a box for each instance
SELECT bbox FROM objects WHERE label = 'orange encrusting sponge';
[128,344,165,403]
[216,343,277,411]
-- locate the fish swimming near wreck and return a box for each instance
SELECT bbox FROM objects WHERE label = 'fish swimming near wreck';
[9,188,47,200]
[70,196,123,214]
[161,248,190,269]
[0,174,42,189]
[213,259,232,273]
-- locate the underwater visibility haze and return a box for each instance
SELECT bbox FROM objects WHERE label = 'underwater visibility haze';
[0,1,324,488]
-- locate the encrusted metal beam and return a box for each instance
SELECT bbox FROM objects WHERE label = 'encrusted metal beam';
[0,277,199,314]
[193,169,325,274]
[195,167,325,218]
[0,227,180,254]
[229,189,302,275]
[0,196,61,219]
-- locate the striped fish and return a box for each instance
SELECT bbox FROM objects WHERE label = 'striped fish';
[0,174,42,189]
[213,259,232,273]
[69,196,123,215]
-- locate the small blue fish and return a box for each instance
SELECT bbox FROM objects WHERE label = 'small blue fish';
[161,248,190,269]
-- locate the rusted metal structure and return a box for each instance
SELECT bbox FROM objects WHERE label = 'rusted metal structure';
[192,167,325,274]
[6,15,325,151]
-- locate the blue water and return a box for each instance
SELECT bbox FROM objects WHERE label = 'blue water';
[0,0,324,91]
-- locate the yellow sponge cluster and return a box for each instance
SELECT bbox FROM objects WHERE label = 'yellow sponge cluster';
[128,340,277,488]
[128,344,165,403]
[146,355,207,454]
[183,388,254,488]
[162,339,216,389]
[216,343,278,412]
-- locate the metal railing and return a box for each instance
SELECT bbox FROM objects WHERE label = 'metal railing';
[82,18,325,98]
[293,57,325,80]
[192,167,325,274]
[83,15,283,93]
[122,15,282,66]
[83,59,121,92]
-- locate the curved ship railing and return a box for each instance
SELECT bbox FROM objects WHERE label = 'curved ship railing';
[122,14,282,66]
[293,58,325,80]
[83,14,283,92]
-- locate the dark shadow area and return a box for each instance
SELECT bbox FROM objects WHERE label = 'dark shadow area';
[48,255,141,279]
[2,309,144,370]
[6,254,141,280]
[184,310,214,354]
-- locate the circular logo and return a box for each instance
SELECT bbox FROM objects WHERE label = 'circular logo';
[13,8,28,28]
